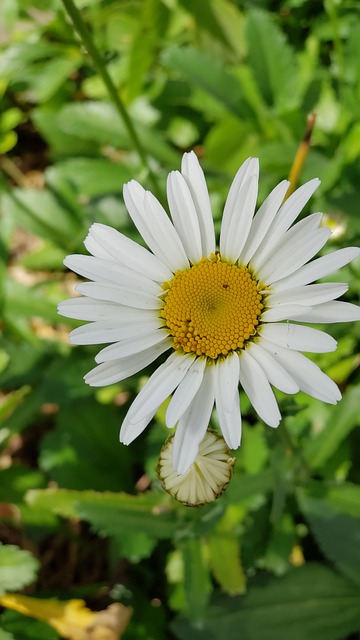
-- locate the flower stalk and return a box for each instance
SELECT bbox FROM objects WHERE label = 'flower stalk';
[60,0,160,197]
[285,112,317,199]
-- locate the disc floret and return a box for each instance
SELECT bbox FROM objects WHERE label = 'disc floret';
[161,256,263,359]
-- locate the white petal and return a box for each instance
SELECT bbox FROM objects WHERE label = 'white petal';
[214,352,240,412]
[239,349,281,427]
[256,214,327,280]
[250,178,320,270]
[124,181,189,272]
[119,409,155,446]
[84,340,171,387]
[87,223,172,282]
[58,297,126,321]
[273,178,320,229]
[248,342,299,394]
[69,315,162,345]
[167,171,203,264]
[214,354,242,449]
[172,366,216,474]
[268,283,349,306]
[144,190,191,271]
[220,174,259,263]
[261,338,341,404]
[258,228,331,284]
[221,159,259,234]
[166,357,207,428]
[181,151,216,256]
[239,179,290,265]
[64,254,162,295]
[260,323,337,353]
[261,304,312,322]
[75,282,162,310]
[220,158,259,257]
[273,247,360,292]
[291,301,360,323]
[95,329,169,363]
[84,234,114,260]
[121,352,195,439]
[256,211,323,277]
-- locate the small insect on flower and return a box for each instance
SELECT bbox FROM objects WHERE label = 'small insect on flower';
[59,152,360,475]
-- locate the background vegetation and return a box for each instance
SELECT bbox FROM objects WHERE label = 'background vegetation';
[1,0,360,638]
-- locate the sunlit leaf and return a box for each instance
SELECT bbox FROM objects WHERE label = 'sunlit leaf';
[26,488,178,539]
[208,509,246,595]
[162,46,249,118]
[0,545,39,594]
[48,158,133,199]
[245,9,299,111]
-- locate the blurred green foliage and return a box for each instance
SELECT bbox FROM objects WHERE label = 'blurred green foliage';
[0,0,360,638]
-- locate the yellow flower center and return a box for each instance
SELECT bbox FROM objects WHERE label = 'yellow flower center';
[161,256,263,359]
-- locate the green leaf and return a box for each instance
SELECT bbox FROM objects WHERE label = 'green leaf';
[0,544,39,594]
[178,0,231,48]
[205,113,258,173]
[53,101,178,164]
[0,339,54,388]
[262,513,296,576]
[39,399,133,491]
[37,351,96,406]
[208,510,246,595]
[245,9,299,111]
[162,46,248,118]
[0,386,31,422]
[26,488,178,539]
[210,0,246,59]
[32,106,99,156]
[342,22,360,115]
[298,485,360,585]
[241,424,268,474]
[1,188,81,249]
[0,610,59,640]
[116,531,157,563]
[0,465,45,503]
[0,107,23,133]
[19,242,66,271]
[226,469,273,504]
[181,537,212,624]
[4,277,60,325]
[127,30,155,103]
[24,57,80,103]
[320,482,360,518]
[57,101,130,147]
[0,628,15,640]
[172,564,360,640]
[49,158,133,198]
[304,386,360,469]
[0,130,17,153]
[0,42,55,77]
[77,494,177,541]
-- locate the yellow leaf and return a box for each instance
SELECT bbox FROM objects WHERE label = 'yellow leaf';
[0,594,131,640]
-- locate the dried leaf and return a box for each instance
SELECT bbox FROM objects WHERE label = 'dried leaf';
[0,595,132,640]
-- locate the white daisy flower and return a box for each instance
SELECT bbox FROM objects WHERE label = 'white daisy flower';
[58,152,360,474]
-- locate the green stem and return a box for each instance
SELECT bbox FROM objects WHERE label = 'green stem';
[278,420,311,482]
[60,0,160,197]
